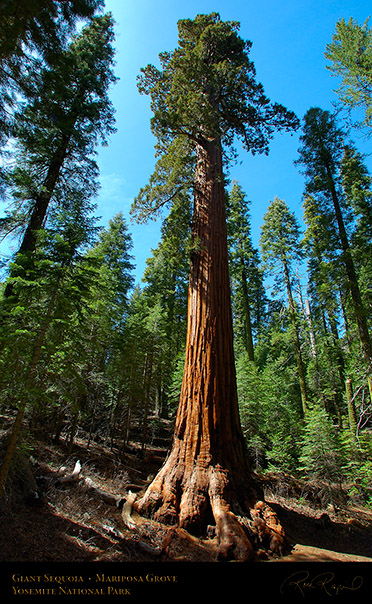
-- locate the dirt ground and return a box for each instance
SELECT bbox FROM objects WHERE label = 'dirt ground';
[1,435,372,563]
[267,498,372,562]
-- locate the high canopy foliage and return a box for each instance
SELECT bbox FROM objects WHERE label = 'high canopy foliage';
[0,0,104,61]
[0,0,104,194]
[140,13,297,149]
[325,17,372,133]
[1,13,117,266]
[131,12,298,223]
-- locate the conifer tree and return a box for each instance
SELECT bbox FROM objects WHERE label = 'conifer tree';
[90,213,135,323]
[58,213,136,449]
[108,287,151,450]
[296,108,372,396]
[302,194,346,422]
[227,182,265,361]
[0,192,99,494]
[0,0,103,61]
[141,196,191,417]
[2,13,116,298]
[131,13,298,560]
[325,17,372,134]
[299,406,345,506]
[260,196,308,415]
[0,1,103,192]
[143,195,190,353]
[341,145,372,304]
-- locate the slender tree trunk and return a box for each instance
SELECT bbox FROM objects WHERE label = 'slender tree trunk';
[87,406,96,450]
[53,406,66,444]
[141,350,153,458]
[327,165,372,396]
[136,137,286,560]
[346,378,357,442]
[20,137,71,252]
[320,311,344,426]
[4,131,72,298]
[123,404,131,445]
[337,287,353,353]
[283,260,308,415]
[304,299,317,358]
[67,407,80,456]
[240,262,255,362]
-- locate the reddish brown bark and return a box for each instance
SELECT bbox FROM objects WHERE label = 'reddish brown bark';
[136,137,286,560]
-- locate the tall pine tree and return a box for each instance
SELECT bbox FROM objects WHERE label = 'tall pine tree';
[325,17,372,134]
[227,182,265,361]
[296,108,372,397]
[0,1,103,193]
[2,13,116,298]
[260,196,308,415]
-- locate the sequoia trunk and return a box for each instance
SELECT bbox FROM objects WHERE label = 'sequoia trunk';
[136,138,286,560]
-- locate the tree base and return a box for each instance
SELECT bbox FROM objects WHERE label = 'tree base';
[135,455,287,561]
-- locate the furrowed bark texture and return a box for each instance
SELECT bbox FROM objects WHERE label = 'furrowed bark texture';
[136,138,286,560]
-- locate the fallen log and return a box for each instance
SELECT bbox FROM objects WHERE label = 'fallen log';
[83,477,122,506]
[58,460,81,483]
[121,491,137,529]
[45,460,144,517]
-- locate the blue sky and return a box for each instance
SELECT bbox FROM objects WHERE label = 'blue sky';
[1,1,371,285]
[94,0,372,284]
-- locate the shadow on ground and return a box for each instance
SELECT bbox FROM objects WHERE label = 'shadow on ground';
[271,502,372,561]
[0,500,142,562]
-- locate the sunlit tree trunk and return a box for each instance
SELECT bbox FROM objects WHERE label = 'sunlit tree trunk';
[136,138,286,560]
[346,378,357,443]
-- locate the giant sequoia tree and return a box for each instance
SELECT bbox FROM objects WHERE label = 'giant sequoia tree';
[131,13,298,560]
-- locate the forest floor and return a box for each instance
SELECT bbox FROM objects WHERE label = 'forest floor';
[1,423,372,564]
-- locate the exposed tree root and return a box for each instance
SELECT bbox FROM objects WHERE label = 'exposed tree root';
[43,456,286,561]
[251,500,287,556]
[135,459,287,561]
